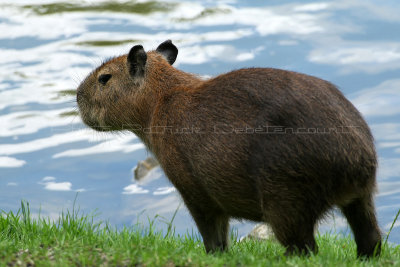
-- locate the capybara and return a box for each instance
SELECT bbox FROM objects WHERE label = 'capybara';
[77,40,381,257]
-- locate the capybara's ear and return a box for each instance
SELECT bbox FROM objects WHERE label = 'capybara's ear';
[156,40,178,65]
[127,45,147,77]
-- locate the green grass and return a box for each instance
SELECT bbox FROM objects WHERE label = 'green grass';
[1,201,399,266]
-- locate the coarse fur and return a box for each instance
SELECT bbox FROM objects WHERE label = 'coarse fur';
[77,40,381,258]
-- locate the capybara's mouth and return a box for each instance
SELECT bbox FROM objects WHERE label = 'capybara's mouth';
[77,95,122,132]
[76,89,102,131]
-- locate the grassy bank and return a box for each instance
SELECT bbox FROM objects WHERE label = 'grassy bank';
[1,201,399,266]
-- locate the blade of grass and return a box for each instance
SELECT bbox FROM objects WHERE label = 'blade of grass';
[384,208,400,246]
[166,202,181,238]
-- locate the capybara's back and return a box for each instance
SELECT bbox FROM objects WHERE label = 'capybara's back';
[77,40,381,258]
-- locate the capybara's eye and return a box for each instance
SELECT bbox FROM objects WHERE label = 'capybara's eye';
[98,74,112,85]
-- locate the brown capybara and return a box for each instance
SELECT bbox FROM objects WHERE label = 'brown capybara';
[77,40,381,257]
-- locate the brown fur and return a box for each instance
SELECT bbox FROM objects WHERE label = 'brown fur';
[77,41,381,257]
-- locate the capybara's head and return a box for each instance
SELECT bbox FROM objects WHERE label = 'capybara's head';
[76,40,178,132]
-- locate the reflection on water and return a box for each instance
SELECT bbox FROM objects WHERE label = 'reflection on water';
[23,1,176,15]
[1,0,400,242]
[75,39,141,47]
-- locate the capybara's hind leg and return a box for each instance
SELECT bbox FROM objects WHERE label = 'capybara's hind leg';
[340,195,381,258]
[189,207,230,253]
[269,212,318,256]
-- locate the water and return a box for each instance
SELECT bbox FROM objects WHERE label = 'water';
[1,0,400,242]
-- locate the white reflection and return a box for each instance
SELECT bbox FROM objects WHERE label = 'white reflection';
[309,43,400,74]
[122,184,149,195]
[39,176,72,191]
[0,156,26,168]
[53,139,144,158]
[0,108,80,137]
[153,187,176,195]
[0,129,141,157]
[377,158,400,180]
[378,181,400,197]
[351,80,400,117]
